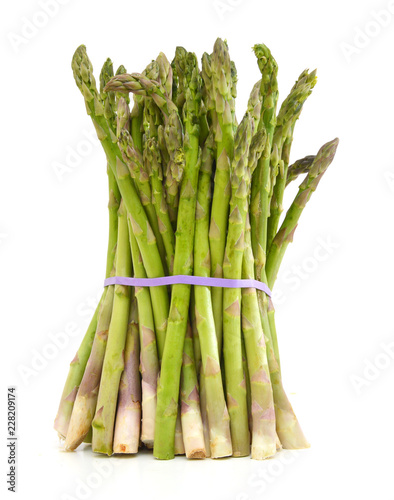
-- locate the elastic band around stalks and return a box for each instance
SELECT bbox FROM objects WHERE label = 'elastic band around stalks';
[104,275,272,297]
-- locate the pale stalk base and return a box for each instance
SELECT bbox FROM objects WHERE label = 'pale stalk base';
[276,407,310,449]
[210,437,233,458]
[210,430,233,459]
[64,396,96,451]
[140,381,156,447]
[181,410,206,459]
[113,405,141,454]
[251,422,277,460]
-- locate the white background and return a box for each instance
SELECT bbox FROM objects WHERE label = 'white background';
[1,0,394,498]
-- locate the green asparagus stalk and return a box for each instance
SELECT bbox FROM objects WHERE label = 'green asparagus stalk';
[248,44,281,368]
[64,283,115,450]
[222,114,254,457]
[242,214,276,459]
[92,200,132,455]
[267,69,317,249]
[206,38,235,353]
[266,138,339,288]
[257,139,339,450]
[180,324,206,458]
[250,43,278,284]
[113,293,141,454]
[193,132,232,458]
[154,53,202,460]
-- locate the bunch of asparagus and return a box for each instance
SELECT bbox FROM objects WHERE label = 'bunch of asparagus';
[54,38,338,460]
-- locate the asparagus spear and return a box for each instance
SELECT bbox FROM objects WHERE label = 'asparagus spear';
[267,69,317,249]
[71,46,170,360]
[193,132,232,458]
[242,214,276,459]
[206,38,235,354]
[250,43,278,284]
[257,138,338,449]
[222,114,254,457]
[266,151,316,368]
[92,200,132,455]
[154,53,202,460]
[113,293,141,454]
[266,138,339,287]
[248,44,281,369]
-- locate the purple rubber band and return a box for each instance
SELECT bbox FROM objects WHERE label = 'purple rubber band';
[104,275,272,297]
